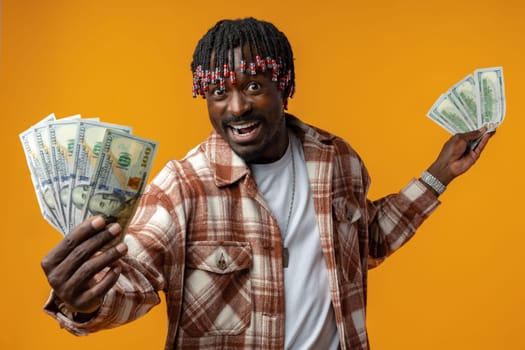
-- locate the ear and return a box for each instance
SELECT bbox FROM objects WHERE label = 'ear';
[282,97,289,111]
[281,83,294,110]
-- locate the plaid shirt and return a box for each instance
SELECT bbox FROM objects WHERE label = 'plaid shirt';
[45,115,440,349]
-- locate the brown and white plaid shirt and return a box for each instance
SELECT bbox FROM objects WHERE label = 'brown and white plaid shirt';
[46,115,440,349]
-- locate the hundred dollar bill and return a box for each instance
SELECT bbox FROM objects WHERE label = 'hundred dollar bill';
[427,109,457,134]
[428,93,475,133]
[48,117,83,229]
[475,66,505,131]
[68,120,133,230]
[33,122,71,229]
[81,130,157,244]
[449,74,479,129]
[19,114,67,234]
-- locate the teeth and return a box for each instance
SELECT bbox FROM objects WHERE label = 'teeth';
[230,121,260,136]
[231,121,258,130]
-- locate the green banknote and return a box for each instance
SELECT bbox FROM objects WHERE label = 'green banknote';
[427,109,457,134]
[20,114,66,234]
[21,115,157,236]
[428,93,474,133]
[475,67,505,131]
[68,120,132,231]
[80,129,158,235]
[450,74,478,128]
[48,116,82,230]
[427,66,506,137]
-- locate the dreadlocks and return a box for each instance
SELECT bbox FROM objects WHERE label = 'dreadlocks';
[191,17,296,108]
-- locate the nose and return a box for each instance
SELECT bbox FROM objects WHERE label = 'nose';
[228,91,251,117]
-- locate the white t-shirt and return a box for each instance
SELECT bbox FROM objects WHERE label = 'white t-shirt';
[251,133,339,349]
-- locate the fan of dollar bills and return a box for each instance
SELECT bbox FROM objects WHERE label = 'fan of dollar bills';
[427,66,506,139]
[20,114,158,236]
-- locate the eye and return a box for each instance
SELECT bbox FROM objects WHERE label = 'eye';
[208,87,226,100]
[246,82,261,92]
[212,88,225,96]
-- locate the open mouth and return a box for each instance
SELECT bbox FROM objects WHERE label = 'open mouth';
[228,120,261,137]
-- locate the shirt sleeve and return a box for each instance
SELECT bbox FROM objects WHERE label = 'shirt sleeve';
[42,164,184,336]
[367,178,441,267]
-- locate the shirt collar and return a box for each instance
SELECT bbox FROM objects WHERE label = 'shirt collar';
[203,114,335,188]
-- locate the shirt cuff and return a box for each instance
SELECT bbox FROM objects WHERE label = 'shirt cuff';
[403,178,441,216]
[43,291,99,336]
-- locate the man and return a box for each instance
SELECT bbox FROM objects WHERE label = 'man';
[41,17,493,349]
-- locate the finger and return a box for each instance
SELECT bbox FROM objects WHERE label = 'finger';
[49,223,123,282]
[455,127,491,157]
[470,131,493,157]
[452,131,494,175]
[72,265,123,313]
[64,242,127,295]
[41,216,107,273]
[85,261,120,288]
[459,127,487,141]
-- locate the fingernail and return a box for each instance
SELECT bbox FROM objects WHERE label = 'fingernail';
[91,216,105,229]
[108,223,122,236]
[115,243,127,254]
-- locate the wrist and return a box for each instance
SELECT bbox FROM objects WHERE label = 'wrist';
[426,161,456,186]
[53,297,100,322]
[420,170,447,196]
[54,299,77,320]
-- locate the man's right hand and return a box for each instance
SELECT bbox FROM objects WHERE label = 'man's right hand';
[41,216,128,314]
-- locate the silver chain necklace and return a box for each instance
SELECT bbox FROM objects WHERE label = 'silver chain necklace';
[282,137,296,268]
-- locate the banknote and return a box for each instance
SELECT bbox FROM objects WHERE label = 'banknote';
[475,67,505,131]
[427,66,506,139]
[20,114,67,234]
[449,74,478,128]
[21,114,158,236]
[80,129,158,242]
[427,109,457,134]
[68,120,133,230]
[428,93,475,133]
[34,122,69,228]
[48,116,83,229]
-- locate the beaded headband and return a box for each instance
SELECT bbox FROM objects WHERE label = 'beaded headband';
[191,55,296,108]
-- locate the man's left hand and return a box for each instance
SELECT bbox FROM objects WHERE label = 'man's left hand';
[426,127,494,186]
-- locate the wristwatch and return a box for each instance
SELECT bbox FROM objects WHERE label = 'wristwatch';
[420,170,446,195]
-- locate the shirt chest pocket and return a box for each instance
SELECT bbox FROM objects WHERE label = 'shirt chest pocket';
[180,241,253,337]
[332,197,363,283]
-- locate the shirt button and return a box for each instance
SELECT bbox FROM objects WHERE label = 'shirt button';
[217,254,227,270]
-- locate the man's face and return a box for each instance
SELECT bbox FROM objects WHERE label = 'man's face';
[205,47,288,164]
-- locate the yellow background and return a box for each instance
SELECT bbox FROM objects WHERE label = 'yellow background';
[1,0,524,349]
